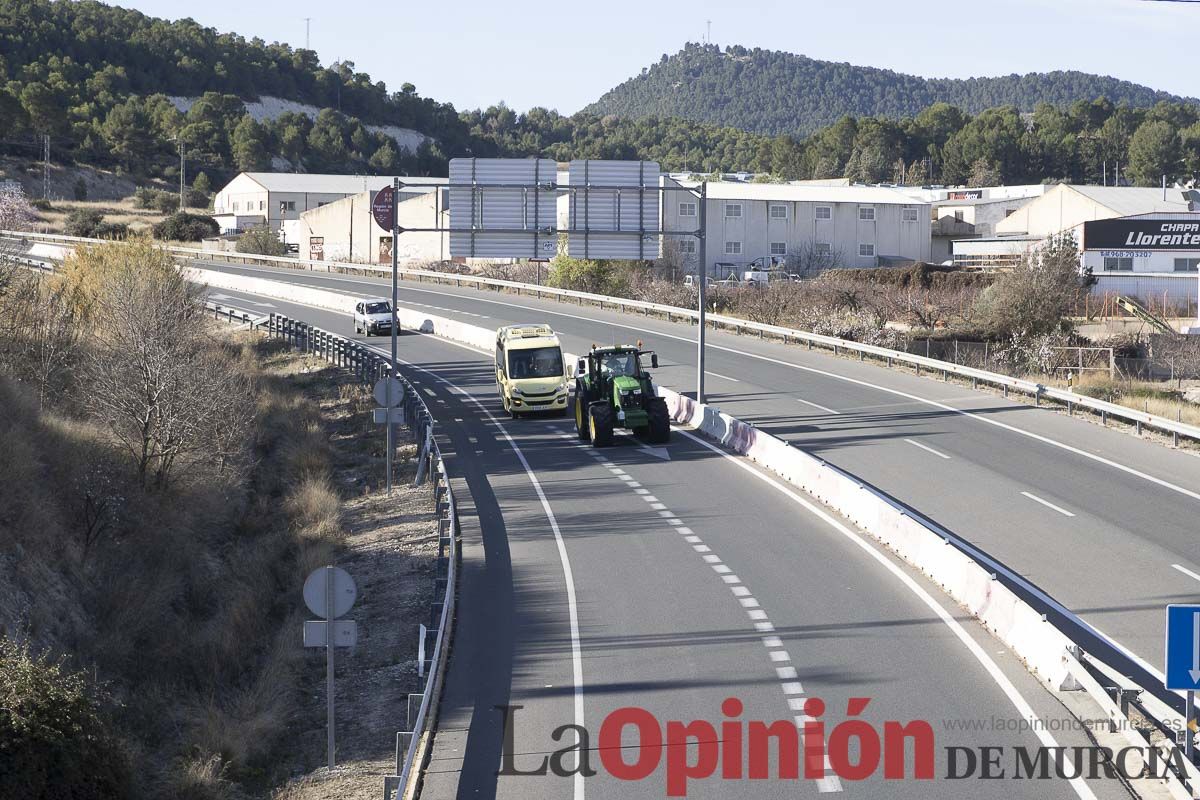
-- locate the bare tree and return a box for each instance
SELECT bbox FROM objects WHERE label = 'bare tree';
[0,185,36,300]
[3,277,82,408]
[84,248,255,489]
[786,241,845,276]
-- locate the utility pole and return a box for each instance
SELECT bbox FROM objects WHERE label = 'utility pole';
[705,19,712,43]
[178,140,186,210]
[42,135,50,200]
[304,17,312,50]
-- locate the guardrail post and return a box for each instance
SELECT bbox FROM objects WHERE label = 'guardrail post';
[1035,386,1041,406]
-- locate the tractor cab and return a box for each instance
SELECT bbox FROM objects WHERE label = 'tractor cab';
[574,343,669,447]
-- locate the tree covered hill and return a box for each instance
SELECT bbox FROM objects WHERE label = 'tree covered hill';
[0,0,472,182]
[584,44,1195,136]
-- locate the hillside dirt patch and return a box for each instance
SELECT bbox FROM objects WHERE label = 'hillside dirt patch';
[266,342,440,800]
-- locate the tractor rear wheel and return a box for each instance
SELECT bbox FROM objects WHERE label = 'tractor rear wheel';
[589,403,614,447]
[646,398,670,444]
[574,392,590,441]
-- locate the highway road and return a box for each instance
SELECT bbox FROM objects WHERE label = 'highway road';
[197,261,1200,690]
[208,283,1130,798]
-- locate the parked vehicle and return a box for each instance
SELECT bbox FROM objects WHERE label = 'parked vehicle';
[353,297,396,336]
[573,343,670,447]
[495,324,569,418]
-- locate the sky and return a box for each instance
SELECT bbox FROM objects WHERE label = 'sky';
[110,0,1200,113]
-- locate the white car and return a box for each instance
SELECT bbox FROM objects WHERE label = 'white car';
[354,298,396,336]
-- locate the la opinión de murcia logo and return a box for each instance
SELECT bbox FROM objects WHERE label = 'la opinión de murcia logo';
[495,698,1192,796]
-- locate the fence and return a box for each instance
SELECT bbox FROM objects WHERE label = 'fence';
[260,313,458,800]
[9,228,1200,447]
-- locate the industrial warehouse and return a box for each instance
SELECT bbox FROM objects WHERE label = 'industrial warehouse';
[210,170,1200,311]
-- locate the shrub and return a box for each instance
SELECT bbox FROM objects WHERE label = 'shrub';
[0,639,132,800]
[134,187,180,214]
[153,212,219,242]
[64,208,105,237]
[973,233,1090,339]
[30,197,52,212]
[73,177,88,201]
[236,225,288,256]
[95,221,128,240]
[152,192,181,214]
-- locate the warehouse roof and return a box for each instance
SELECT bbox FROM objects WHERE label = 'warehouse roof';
[700,181,926,205]
[1068,185,1191,215]
[238,173,447,194]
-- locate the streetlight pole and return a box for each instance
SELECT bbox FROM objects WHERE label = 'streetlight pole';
[388,176,400,492]
[696,180,707,404]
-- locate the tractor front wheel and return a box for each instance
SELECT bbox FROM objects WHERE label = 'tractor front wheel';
[646,398,670,444]
[589,403,614,447]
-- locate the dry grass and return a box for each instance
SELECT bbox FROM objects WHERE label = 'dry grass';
[28,197,212,235]
[1044,370,1200,427]
[0,325,428,798]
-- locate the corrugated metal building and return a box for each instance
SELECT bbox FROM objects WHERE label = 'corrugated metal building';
[212,172,447,235]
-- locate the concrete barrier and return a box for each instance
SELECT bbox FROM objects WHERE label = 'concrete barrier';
[185,264,1196,797]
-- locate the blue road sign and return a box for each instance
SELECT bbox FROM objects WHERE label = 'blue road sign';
[1165,604,1200,691]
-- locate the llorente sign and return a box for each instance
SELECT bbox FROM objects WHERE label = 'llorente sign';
[1084,218,1200,250]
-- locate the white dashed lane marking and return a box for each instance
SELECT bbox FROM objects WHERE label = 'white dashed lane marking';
[544,425,843,793]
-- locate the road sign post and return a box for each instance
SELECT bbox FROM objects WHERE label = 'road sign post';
[372,184,400,493]
[303,566,358,769]
[1165,604,1200,758]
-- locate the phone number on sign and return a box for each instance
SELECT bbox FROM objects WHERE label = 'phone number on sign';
[1099,250,1151,258]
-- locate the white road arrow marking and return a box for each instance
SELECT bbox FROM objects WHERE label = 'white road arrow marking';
[1190,612,1200,684]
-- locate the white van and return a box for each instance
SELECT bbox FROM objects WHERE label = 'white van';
[353,297,396,336]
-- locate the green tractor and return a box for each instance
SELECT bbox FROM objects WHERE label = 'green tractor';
[573,344,671,447]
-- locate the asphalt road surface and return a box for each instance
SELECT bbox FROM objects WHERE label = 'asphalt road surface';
[196,261,1200,688]
[205,283,1132,799]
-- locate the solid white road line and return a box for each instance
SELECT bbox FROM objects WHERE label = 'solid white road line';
[675,427,1099,800]
[705,370,741,383]
[1020,491,1076,518]
[210,263,1200,508]
[395,359,586,800]
[903,438,951,460]
[229,282,1173,686]
[796,397,841,415]
[1171,563,1200,584]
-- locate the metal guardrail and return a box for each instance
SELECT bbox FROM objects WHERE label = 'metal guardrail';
[249,312,457,800]
[9,228,1200,445]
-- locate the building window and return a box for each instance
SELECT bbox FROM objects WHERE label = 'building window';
[281,201,297,212]
[725,241,742,255]
[814,242,832,256]
[769,203,787,219]
[858,243,875,257]
[770,242,787,256]
[815,206,832,220]
[679,201,697,217]
[1174,258,1200,272]
[953,210,964,221]
[858,207,875,221]
[679,239,697,254]
[902,207,919,222]
[725,203,743,218]
[1104,256,1133,271]
[232,202,239,212]
[259,200,265,211]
